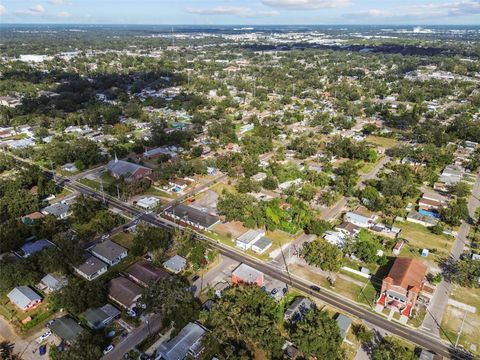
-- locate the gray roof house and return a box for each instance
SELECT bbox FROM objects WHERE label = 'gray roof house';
[251,236,273,254]
[235,229,265,251]
[39,273,68,293]
[155,322,207,360]
[284,297,314,323]
[163,255,187,274]
[335,313,352,340]
[49,316,84,344]
[108,277,143,309]
[74,255,108,281]
[106,157,152,182]
[164,204,220,230]
[90,239,128,266]
[7,286,42,311]
[83,304,121,330]
[41,202,71,219]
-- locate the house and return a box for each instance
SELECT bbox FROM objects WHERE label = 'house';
[278,178,303,191]
[251,172,267,182]
[232,263,264,286]
[61,163,78,173]
[335,314,352,340]
[239,123,254,135]
[143,146,178,159]
[83,304,121,330]
[17,239,55,258]
[439,165,465,185]
[335,222,361,237]
[107,277,143,309]
[406,210,438,227]
[90,239,128,266]
[74,255,108,281]
[284,297,314,323]
[7,286,42,311]
[155,322,207,360]
[251,237,273,254]
[127,261,170,287]
[323,231,347,248]
[421,189,449,204]
[392,240,405,256]
[0,96,22,108]
[137,196,160,210]
[106,156,152,182]
[168,178,191,192]
[164,204,220,230]
[41,202,71,219]
[236,229,265,251]
[49,316,84,344]
[163,255,187,274]
[21,212,45,225]
[418,198,446,212]
[376,257,427,319]
[344,212,372,228]
[38,273,67,293]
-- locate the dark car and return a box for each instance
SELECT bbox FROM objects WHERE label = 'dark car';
[39,345,47,356]
[310,285,321,292]
[192,275,200,282]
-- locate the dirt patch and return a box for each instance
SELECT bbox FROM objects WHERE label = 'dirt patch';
[213,221,248,238]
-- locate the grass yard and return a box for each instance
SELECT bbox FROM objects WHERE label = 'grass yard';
[209,182,236,195]
[78,178,101,190]
[110,231,135,249]
[366,135,399,149]
[441,304,480,357]
[394,221,454,259]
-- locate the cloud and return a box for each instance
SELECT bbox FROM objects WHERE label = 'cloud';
[347,0,480,20]
[185,6,278,17]
[261,0,351,10]
[31,4,45,13]
[0,5,6,16]
[48,0,65,4]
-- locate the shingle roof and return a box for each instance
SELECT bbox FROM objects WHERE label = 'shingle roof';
[49,316,83,343]
[90,240,127,262]
[106,159,150,178]
[384,257,427,293]
[127,261,169,286]
[166,204,220,228]
[7,286,42,309]
[157,322,206,360]
[76,255,108,277]
[84,308,111,329]
[19,239,55,257]
[42,202,70,217]
[108,277,143,308]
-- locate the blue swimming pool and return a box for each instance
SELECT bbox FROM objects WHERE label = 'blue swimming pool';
[419,209,441,219]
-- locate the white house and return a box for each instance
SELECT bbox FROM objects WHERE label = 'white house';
[236,229,265,251]
[344,212,372,228]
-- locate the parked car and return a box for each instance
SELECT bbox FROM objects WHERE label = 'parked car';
[192,275,200,282]
[37,331,52,343]
[103,344,114,355]
[310,285,321,292]
[39,345,47,356]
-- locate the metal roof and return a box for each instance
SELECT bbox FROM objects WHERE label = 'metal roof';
[157,322,206,360]
[7,286,42,309]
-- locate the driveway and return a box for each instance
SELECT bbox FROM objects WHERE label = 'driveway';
[193,255,239,296]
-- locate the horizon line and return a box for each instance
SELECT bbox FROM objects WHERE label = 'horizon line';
[1,23,480,27]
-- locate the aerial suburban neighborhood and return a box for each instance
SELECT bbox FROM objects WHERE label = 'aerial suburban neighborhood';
[0,5,480,360]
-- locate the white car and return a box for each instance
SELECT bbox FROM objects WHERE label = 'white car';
[37,331,52,343]
[103,344,114,355]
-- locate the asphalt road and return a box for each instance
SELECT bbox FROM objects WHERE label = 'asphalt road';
[422,172,480,336]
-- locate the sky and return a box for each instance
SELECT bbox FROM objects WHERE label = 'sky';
[0,0,479,25]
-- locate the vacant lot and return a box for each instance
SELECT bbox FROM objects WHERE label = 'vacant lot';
[366,135,399,148]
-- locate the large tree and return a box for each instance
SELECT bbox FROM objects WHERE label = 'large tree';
[289,308,344,360]
[301,239,343,272]
[206,285,284,358]
[371,336,417,360]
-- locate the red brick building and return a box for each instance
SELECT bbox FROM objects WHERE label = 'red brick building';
[376,257,427,318]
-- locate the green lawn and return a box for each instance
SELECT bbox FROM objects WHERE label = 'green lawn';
[366,135,399,149]
[110,232,135,249]
[394,221,454,258]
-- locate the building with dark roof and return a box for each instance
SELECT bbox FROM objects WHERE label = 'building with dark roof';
[164,204,220,230]
[90,239,127,266]
[108,277,143,309]
[74,255,108,281]
[127,261,169,287]
[17,239,55,258]
[106,157,152,182]
[334,313,352,340]
[83,304,121,330]
[284,297,314,323]
[49,316,84,344]
[376,257,427,319]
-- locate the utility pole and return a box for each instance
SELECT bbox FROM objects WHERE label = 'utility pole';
[455,310,467,348]
[100,178,105,203]
[50,159,56,183]
[116,184,120,200]
[253,78,256,98]
[279,240,292,286]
